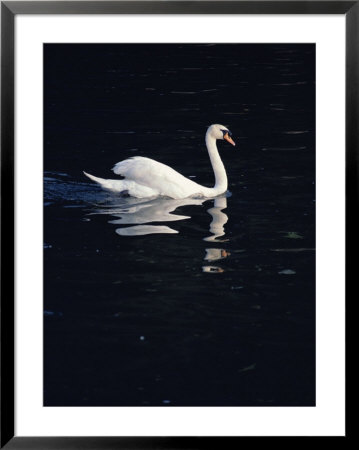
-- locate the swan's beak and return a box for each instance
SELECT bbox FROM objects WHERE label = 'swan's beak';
[224,133,236,146]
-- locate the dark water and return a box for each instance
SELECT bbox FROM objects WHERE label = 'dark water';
[44,44,315,406]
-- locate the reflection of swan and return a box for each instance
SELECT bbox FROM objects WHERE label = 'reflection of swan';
[203,197,228,242]
[86,195,230,238]
[88,196,208,236]
[104,198,206,225]
[203,247,230,272]
[202,197,229,271]
[116,225,178,236]
[110,197,206,236]
[84,124,235,199]
[204,248,230,262]
[202,265,225,273]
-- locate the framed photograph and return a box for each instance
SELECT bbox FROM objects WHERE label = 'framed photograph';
[1,1,353,447]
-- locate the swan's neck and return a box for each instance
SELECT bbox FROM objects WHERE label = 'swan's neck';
[205,133,228,194]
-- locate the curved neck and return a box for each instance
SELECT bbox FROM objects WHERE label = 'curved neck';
[205,132,228,194]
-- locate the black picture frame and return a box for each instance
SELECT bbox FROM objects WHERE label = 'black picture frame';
[1,1,354,447]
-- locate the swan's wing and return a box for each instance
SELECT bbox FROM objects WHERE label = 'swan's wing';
[113,157,184,182]
[112,157,200,198]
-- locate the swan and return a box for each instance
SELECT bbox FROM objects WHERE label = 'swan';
[83,124,235,199]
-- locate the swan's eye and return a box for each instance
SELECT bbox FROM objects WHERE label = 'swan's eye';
[221,129,232,137]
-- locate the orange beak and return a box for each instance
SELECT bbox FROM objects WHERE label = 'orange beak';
[224,133,236,146]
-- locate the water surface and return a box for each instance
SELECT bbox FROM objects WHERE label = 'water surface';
[44,44,315,406]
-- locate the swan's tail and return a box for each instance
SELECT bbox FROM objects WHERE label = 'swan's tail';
[83,171,126,191]
[83,171,158,197]
[83,171,106,185]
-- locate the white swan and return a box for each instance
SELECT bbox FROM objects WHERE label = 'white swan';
[84,124,235,199]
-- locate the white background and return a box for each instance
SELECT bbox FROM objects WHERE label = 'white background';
[15,15,345,436]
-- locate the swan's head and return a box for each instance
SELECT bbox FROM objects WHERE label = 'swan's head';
[207,124,236,146]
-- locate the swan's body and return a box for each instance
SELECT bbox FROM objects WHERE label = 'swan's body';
[84,124,235,199]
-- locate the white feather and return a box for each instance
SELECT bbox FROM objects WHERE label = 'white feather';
[84,124,235,199]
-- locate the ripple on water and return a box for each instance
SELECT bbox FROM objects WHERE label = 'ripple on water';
[283,130,310,135]
[261,146,307,151]
[278,269,296,275]
[170,91,197,95]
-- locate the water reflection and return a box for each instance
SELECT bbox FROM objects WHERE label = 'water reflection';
[203,197,228,242]
[204,248,230,262]
[87,195,230,269]
[116,225,178,236]
[202,197,229,273]
[106,197,205,225]
[89,197,205,235]
[202,265,225,273]
[87,196,229,242]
